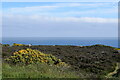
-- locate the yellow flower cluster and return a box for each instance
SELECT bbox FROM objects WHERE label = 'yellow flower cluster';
[56,62,68,67]
[114,48,120,51]
[12,43,25,46]
[5,48,67,66]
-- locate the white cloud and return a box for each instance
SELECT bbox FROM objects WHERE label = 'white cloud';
[4,14,117,23]
[55,7,117,17]
[25,15,118,23]
[5,2,117,14]
[2,14,117,37]
[43,16,117,23]
[55,3,116,8]
[9,6,59,13]
[79,17,117,23]
[3,2,117,19]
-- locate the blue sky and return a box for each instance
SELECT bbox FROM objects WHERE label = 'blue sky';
[2,2,118,37]
[1,0,119,2]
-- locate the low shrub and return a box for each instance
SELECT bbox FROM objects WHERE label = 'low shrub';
[12,43,26,46]
[5,48,68,67]
[114,48,120,51]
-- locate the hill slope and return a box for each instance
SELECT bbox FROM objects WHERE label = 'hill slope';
[2,44,120,78]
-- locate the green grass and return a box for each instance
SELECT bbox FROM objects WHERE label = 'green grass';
[2,62,79,78]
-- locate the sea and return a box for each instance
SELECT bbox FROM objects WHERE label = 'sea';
[2,37,118,48]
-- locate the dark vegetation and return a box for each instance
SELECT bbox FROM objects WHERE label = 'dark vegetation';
[2,44,120,78]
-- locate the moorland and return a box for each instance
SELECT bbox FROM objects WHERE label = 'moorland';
[1,43,120,79]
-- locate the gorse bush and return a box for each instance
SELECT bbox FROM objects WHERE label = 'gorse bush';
[5,48,67,67]
[12,43,26,46]
[114,48,120,50]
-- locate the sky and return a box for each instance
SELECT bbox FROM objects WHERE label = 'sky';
[2,2,118,37]
[1,0,119,2]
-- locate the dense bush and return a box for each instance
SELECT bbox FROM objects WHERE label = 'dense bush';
[2,44,10,47]
[12,43,26,46]
[5,48,68,67]
[114,48,120,50]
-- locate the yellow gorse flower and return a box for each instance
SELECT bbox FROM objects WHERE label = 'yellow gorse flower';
[5,48,67,67]
[25,56,28,58]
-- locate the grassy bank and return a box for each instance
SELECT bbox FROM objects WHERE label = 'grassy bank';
[2,62,79,78]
